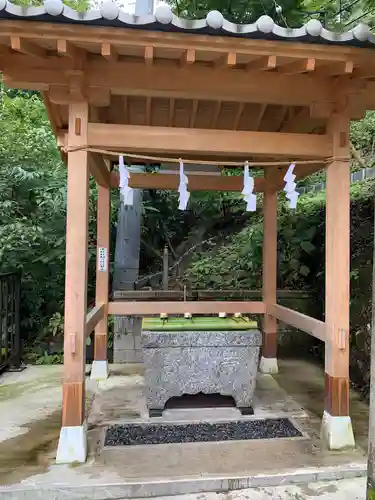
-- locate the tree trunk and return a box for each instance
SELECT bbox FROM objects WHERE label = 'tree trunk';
[367,194,375,500]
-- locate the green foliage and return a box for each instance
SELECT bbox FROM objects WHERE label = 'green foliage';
[186,190,324,290]
[351,112,375,166]
[0,83,99,360]
[0,86,66,339]
[168,0,305,26]
[12,0,91,12]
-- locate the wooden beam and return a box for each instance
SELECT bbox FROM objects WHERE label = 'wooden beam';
[325,110,350,416]
[85,303,105,337]
[94,184,110,362]
[101,43,117,62]
[108,301,265,315]
[262,172,278,361]
[247,55,277,72]
[10,36,46,59]
[89,152,110,187]
[3,61,343,107]
[110,171,265,192]
[144,46,154,66]
[180,48,195,67]
[87,123,331,159]
[233,102,245,130]
[48,85,111,107]
[278,58,316,76]
[215,51,237,69]
[190,100,199,128]
[269,304,326,342]
[62,101,89,428]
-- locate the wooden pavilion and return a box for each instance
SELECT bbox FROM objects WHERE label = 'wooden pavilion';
[1,0,375,462]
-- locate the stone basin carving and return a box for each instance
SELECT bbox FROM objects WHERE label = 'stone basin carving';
[142,329,262,417]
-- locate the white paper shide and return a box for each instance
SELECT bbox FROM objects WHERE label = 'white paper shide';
[119,155,134,206]
[242,161,256,211]
[178,159,190,210]
[283,163,299,209]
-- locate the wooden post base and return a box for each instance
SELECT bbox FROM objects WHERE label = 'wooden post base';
[261,328,278,374]
[320,410,355,450]
[56,423,87,464]
[259,356,279,374]
[90,360,109,380]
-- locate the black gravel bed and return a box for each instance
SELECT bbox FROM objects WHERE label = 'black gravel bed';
[105,418,302,446]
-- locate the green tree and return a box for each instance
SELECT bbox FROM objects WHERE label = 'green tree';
[168,0,305,26]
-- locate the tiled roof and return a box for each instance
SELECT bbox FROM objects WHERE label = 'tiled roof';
[0,0,374,48]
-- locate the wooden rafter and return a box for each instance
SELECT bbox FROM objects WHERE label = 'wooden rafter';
[145,96,152,126]
[57,39,85,65]
[215,51,236,69]
[180,48,195,67]
[254,104,267,131]
[317,60,354,77]
[144,45,154,65]
[168,98,175,126]
[211,101,222,128]
[122,95,128,123]
[276,106,289,132]
[233,102,245,130]
[2,20,374,65]
[247,55,277,72]
[10,36,46,58]
[190,100,198,128]
[101,43,117,62]
[278,57,316,75]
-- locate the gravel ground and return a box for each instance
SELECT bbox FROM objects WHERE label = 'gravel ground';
[105,418,302,446]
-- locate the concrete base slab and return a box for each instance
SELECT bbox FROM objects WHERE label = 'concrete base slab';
[259,357,279,374]
[56,423,87,464]
[0,464,367,499]
[321,411,355,450]
[90,360,109,381]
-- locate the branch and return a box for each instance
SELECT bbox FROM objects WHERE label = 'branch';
[350,141,366,168]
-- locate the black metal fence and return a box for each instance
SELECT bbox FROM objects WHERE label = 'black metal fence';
[0,272,21,373]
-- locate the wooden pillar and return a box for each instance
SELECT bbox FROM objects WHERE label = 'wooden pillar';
[56,102,89,463]
[260,172,278,374]
[322,109,354,449]
[91,181,110,379]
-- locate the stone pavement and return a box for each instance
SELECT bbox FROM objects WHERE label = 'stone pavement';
[144,479,367,500]
[0,360,370,499]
